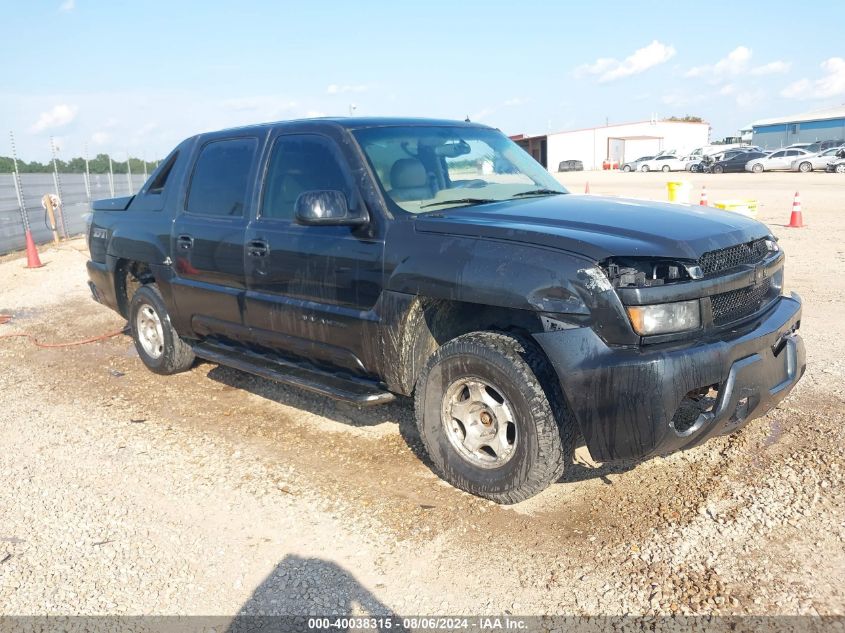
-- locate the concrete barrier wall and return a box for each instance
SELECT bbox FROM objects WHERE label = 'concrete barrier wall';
[0,173,146,255]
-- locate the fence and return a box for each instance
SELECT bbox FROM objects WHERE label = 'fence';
[0,172,147,255]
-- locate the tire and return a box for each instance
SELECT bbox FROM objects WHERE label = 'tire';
[836,164,845,174]
[713,165,724,174]
[414,331,573,504]
[752,163,764,173]
[661,165,671,172]
[622,165,632,172]
[798,162,813,173]
[641,165,650,172]
[129,284,195,375]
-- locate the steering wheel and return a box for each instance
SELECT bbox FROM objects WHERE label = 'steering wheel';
[455,179,487,189]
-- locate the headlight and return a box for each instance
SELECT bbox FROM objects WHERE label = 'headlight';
[626,300,701,335]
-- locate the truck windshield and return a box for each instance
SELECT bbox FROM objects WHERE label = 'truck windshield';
[352,125,567,213]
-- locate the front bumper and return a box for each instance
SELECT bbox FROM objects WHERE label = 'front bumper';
[534,293,805,462]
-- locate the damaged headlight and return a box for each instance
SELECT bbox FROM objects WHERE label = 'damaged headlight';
[626,300,701,336]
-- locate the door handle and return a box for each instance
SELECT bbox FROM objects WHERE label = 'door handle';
[247,239,269,257]
[176,234,194,250]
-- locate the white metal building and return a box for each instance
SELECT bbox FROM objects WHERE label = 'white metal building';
[514,119,710,171]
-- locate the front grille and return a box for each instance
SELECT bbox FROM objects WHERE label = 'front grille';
[711,278,772,326]
[698,239,769,276]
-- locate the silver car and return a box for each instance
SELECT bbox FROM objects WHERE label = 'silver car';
[790,146,845,172]
[746,148,811,173]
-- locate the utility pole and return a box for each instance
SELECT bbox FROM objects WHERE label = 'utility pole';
[83,143,91,202]
[126,151,132,193]
[108,154,115,198]
[49,137,68,238]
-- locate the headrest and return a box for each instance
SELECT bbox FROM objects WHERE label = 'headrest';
[390,158,427,189]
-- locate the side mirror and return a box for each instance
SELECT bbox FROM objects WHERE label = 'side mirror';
[294,190,367,226]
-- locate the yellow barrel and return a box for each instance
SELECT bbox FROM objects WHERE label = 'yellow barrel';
[667,181,691,203]
[714,200,758,219]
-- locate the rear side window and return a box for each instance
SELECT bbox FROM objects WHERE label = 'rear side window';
[147,150,179,194]
[186,138,258,217]
[261,135,351,221]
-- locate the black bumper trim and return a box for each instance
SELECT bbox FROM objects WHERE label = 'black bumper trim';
[533,293,805,462]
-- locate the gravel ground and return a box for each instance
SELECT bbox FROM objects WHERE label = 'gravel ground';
[0,172,843,621]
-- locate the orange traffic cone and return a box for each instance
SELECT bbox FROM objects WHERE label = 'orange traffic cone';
[699,186,708,206]
[584,181,591,194]
[24,230,44,268]
[787,191,804,228]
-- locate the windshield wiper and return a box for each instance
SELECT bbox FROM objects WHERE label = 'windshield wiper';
[511,189,566,198]
[420,198,498,209]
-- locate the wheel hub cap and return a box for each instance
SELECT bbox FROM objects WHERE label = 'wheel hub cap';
[136,304,164,359]
[441,378,517,469]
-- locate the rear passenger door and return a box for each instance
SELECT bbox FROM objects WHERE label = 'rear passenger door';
[243,132,385,375]
[170,136,260,338]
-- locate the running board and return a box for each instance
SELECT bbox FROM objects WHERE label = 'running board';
[192,341,395,406]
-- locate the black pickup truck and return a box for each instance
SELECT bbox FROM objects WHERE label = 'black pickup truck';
[86,117,805,503]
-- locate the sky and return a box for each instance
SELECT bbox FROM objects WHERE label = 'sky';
[2,0,844,161]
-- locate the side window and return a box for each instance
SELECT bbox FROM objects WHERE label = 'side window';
[785,150,800,157]
[261,135,351,221]
[186,138,258,217]
[146,150,179,194]
[770,151,785,158]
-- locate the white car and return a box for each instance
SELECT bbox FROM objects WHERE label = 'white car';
[640,154,688,172]
[790,146,845,172]
[745,148,811,173]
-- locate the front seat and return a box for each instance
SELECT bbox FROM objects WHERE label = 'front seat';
[389,158,432,202]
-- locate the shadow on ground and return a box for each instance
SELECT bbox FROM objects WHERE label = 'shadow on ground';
[226,555,407,632]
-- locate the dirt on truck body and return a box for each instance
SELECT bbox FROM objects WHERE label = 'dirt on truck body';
[85,117,805,503]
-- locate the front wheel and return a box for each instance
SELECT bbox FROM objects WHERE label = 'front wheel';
[662,165,671,172]
[414,332,573,504]
[622,165,632,172]
[129,284,195,375]
[641,165,650,172]
[798,162,813,173]
[752,163,764,173]
[713,165,724,174]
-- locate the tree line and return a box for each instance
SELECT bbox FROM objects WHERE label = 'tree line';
[0,154,159,175]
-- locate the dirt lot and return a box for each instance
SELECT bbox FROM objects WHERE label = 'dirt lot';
[0,171,843,619]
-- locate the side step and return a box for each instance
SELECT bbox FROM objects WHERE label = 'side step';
[192,341,395,406]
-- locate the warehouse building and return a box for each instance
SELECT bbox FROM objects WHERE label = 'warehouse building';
[751,106,845,150]
[512,119,710,171]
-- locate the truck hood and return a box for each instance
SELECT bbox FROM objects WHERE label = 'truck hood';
[413,194,770,262]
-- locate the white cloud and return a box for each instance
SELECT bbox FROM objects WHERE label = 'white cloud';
[781,57,845,99]
[685,46,751,78]
[30,104,78,133]
[719,83,736,95]
[736,90,766,108]
[750,60,791,75]
[326,84,368,95]
[59,0,75,11]
[575,41,675,83]
[305,110,327,118]
[503,97,528,107]
[91,131,110,145]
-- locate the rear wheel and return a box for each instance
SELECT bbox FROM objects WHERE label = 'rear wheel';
[641,165,650,172]
[129,284,195,375]
[752,163,764,173]
[713,165,724,174]
[798,162,813,173]
[414,332,573,504]
[661,165,671,172]
[622,164,632,172]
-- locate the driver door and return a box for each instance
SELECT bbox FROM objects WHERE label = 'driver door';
[243,132,385,375]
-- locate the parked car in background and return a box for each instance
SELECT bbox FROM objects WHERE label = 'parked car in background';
[790,147,845,172]
[826,158,845,173]
[621,156,654,172]
[711,151,768,174]
[785,143,813,151]
[746,148,811,173]
[640,154,687,172]
[558,159,584,172]
[805,139,844,153]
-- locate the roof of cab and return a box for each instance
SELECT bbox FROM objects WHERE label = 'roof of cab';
[196,117,492,138]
